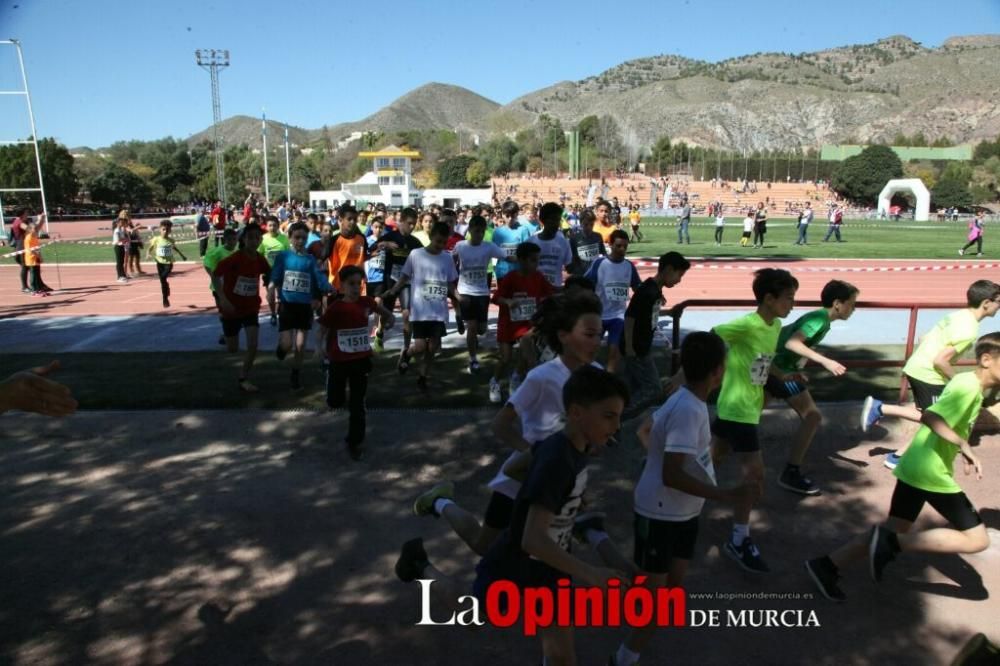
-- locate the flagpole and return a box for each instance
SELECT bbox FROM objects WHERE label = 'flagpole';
[262,110,270,203]
[284,127,291,204]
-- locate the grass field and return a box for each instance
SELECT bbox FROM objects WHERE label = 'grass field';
[0,345,910,411]
[1,217,985,264]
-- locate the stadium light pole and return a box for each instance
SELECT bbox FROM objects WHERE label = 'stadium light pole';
[195,49,230,207]
[262,110,270,203]
[284,127,291,204]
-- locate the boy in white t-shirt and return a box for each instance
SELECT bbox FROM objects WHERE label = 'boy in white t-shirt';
[714,208,726,246]
[455,215,506,374]
[741,213,754,247]
[528,201,574,288]
[384,221,460,392]
[585,229,641,373]
[610,331,760,666]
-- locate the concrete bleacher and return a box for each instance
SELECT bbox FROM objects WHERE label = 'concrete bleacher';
[491,174,843,217]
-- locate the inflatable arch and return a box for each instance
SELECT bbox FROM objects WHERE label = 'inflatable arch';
[878,178,930,222]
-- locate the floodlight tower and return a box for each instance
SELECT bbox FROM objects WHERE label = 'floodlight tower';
[195,49,230,206]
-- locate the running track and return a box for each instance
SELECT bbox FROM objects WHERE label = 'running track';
[2,257,997,319]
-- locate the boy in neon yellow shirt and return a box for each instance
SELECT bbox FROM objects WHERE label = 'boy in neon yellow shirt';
[710,268,800,573]
[146,219,187,308]
[807,332,1000,602]
[204,228,238,344]
[259,216,291,325]
[862,280,1000,469]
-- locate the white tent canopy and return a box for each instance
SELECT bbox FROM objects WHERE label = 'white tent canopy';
[878,178,930,221]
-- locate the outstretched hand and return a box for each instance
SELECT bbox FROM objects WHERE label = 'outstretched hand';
[0,360,78,417]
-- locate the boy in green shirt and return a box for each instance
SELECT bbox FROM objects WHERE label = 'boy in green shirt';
[708,268,800,573]
[204,228,238,345]
[767,280,859,495]
[146,219,187,308]
[259,216,290,325]
[807,332,1000,602]
[862,280,1000,469]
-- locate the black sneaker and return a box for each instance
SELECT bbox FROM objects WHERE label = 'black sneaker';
[346,438,364,461]
[397,352,410,375]
[394,537,429,583]
[868,525,899,582]
[275,343,287,361]
[723,537,770,573]
[162,297,170,308]
[290,369,302,391]
[456,318,465,335]
[269,313,278,327]
[571,512,607,545]
[778,467,821,496]
[416,375,429,393]
[805,556,846,602]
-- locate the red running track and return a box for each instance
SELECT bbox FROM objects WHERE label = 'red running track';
[2,258,996,319]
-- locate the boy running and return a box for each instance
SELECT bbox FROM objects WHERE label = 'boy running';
[455,215,506,374]
[146,219,187,308]
[741,212,753,247]
[204,228,239,344]
[324,204,367,292]
[268,221,334,391]
[528,202,574,289]
[611,332,760,666]
[767,280,859,495]
[396,366,631,666]
[862,280,1000,469]
[383,221,461,393]
[490,242,554,403]
[380,207,425,361]
[628,205,643,243]
[709,268,799,573]
[317,265,395,461]
[492,201,532,284]
[569,208,606,276]
[806,332,1000,602]
[259,216,290,325]
[585,229,642,374]
[212,224,271,392]
[621,252,690,420]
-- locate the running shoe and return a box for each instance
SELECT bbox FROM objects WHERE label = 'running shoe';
[883,452,901,470]
[778,467,820,496]
[394,537,429,583]
[413,481,455,517]
[509,372,523,396]
[456,318,465,335]
[238,379,259,393]
[488,378,503,404]
[162,297,170,308]
[868,525,898,582]
[804,556,846,602]
[860,396,883,433]
[269,313,278,327]
[372,334,384,353]
[723,537,770,573]
[397,352,410,375]
[346,438,364,461]
[468,359,480,374]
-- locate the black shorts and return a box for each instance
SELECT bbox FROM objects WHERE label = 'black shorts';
[888,479,981,530]
[411,320,446,340]
[633,514,699,572]
[222,314,259,338]
[382,282,411,312]
[279,302,314,331]
[764,375,808,399]
[711,417,760,453]
[483,491,515,530]
[459,294,490,325]
[367,282,387,299]
[905,374,945,411]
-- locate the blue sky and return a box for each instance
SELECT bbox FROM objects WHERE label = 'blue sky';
[1,0,998,148]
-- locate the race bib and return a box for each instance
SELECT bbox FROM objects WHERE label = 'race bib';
[510,297,536,322]
[501,243,519,259]
[390,264,403,282]
[421,280,448,301]
[749,353,774,386]
[368,252,385,270]
[156,244,173,258]
[605,282,629,303]
[284,270,311,294]
[462,267,487,287]
[337,327,371,354]
[233,276,257,297]
[577,243,599,261]
[696,449,717,484]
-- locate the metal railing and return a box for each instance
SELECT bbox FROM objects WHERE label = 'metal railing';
[664,299,972,402]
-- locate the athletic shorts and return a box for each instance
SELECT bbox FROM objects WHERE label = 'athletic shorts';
[459,294,490,325]
[711,417,760,453]
[905,374,945,411]
[888,479,981,530]
[382,282,411,312]
[765,375,808,399]
[367,281,387,299]
[742,231,752,239]
[221,314,259,338]
[411,320,446,340]
[483,491,515,530]
[633,514,700,572]
[279,302,314,332]
[602,318,625,346]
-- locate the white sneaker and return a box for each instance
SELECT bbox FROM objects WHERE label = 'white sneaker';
[958,249,964,256]
[488,378,502,404]
[509,373,523,395]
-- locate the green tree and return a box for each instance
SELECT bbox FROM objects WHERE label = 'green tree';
[972,136,1000,164]
[465,160,491,187]
[438,155,476,188]
[576,115,600,147]
[932,176,973,209]
[649,135,672,174]
[830,145,903,204]
[478,137,518,174]
[0,138,79,205]
[88,163,152,206]
[538,114,566,153]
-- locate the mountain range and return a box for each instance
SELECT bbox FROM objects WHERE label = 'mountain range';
[184,34,1000,153]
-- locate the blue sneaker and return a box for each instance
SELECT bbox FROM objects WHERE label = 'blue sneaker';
[884,452,901,470]
[723,537,770,574]
[861,396,883,433]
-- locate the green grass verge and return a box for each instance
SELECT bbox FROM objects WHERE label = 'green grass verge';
[0,345,909,411]
[1,218,982,265]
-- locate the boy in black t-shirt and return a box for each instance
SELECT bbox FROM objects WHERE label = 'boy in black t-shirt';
[569,209,606,276]
[395,366,631,665]
[621,252,690,420]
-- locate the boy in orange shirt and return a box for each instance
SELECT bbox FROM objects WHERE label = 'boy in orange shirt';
[325,204,367,292]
